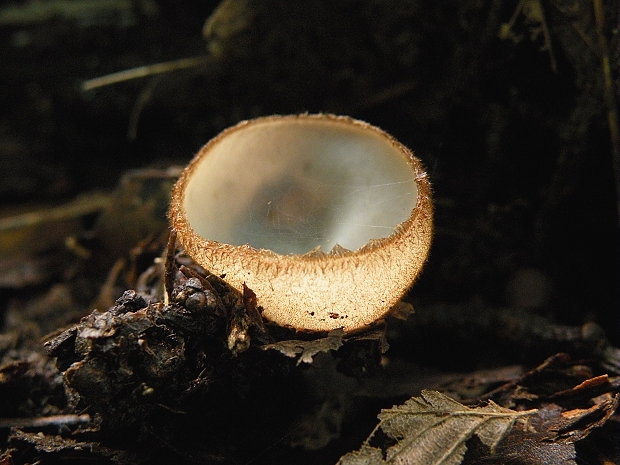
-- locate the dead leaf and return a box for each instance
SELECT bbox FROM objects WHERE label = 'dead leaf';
[338,444,385,465]
[338,390,535,465]
[466,393,620,465]
[388,301,414,321]
[484,434,576,465]
[261,329,345,365]
[551,393,620,442]
[547,374,614,402]
[242,282,265,333]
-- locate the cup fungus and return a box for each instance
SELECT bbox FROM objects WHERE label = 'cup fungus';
[169,114,433,332]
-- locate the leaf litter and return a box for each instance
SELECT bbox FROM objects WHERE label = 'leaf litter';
[338,390,536,465]
[261,328,345,365]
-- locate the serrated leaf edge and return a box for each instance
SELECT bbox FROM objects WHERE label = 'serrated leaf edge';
[347,390,537,465]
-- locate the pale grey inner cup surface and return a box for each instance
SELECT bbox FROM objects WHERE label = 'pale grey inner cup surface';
[183,119,418,255]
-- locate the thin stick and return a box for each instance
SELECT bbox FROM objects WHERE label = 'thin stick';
[592,0,620,222]
[0,192,110,232]
[82,55,209,91]
[127,75,162,140]
[164,229,178,306]
[0,414,91,429]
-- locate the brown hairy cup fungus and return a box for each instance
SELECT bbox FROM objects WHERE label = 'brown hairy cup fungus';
[169,114,433,332]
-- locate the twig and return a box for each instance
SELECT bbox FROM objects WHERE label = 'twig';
[0,414,90,430]
[592,0,620,222]
[92,258,126,310]
[81,55,209,91]
[163,229,177,306]
[127,75,163,140]
[0,192,110,232]
[500,0,557,73]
